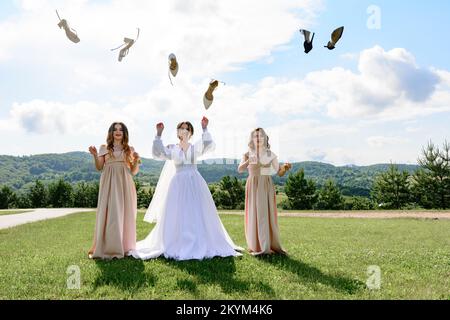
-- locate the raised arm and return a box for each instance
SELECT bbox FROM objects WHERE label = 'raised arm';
[89,145,106,171]
[152,122,173,160]
[274,158,292,177]
[238,152,249,173]
[269,153,291,177]
[271,156,281,175]
[129,147,141,176]
[194,117,216,157]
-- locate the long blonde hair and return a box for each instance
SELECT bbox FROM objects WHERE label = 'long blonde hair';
[248,128,272,156]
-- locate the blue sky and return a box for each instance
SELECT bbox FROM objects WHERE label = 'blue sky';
[3,0,450,100]
[222,0,450,84]
[0,0,449,165]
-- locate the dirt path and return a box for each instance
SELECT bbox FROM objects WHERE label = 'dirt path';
[0,208,93,230]
[1,209,449,231]
[221,210,450,219]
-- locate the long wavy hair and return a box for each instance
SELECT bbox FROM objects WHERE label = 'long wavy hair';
[106,122,133,166]
[248,128,272,156]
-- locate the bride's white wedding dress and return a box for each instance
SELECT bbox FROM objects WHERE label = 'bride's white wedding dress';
[131,128,243,261]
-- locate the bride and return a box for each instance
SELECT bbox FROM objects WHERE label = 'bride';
[131,117,243,261]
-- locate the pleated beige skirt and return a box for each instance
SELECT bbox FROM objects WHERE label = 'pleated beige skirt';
[244,164,286,255]
[88,156,137,259]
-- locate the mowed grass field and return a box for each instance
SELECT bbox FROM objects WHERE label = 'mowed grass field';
[0,210,449,300]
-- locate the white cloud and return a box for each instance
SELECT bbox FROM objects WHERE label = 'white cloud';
[1,0,324,99]
[3,45,449,164]
[9,99,132,135]
[305,46,441,119]
[1,2,449,166]
[340,52,359,61]
[367,136,409,148]
[0,0,325,158]
[248,46,447,123]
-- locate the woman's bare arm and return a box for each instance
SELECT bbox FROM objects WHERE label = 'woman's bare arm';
[89,146,105,171]
[238,153,250,173]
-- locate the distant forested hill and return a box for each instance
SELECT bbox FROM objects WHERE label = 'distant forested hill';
[275,162,419,196]
[0,152,419,197]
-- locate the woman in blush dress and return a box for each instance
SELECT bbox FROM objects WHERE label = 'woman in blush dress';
[238,128,291,256]
[88,122,140,260]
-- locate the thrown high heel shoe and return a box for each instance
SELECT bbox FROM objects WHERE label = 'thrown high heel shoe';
[299,29,314,54]
[325,26,344,50]
[168,53,179,85]
[203,79,225,110]
[111,28,140,62]
[56,10,80,43]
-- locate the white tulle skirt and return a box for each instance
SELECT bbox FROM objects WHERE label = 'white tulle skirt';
[131,166,243,261]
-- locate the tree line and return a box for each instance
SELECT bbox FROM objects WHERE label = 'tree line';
[0,179,153,210]
[281,141,450,210]
[0,175,245,211]
[1,141,448,211]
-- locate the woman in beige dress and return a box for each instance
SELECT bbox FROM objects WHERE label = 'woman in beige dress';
[88,122,141,259]
[238,128,291,256]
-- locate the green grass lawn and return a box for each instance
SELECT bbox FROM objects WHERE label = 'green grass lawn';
[0,211,449,300]
[0,210,32,216]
